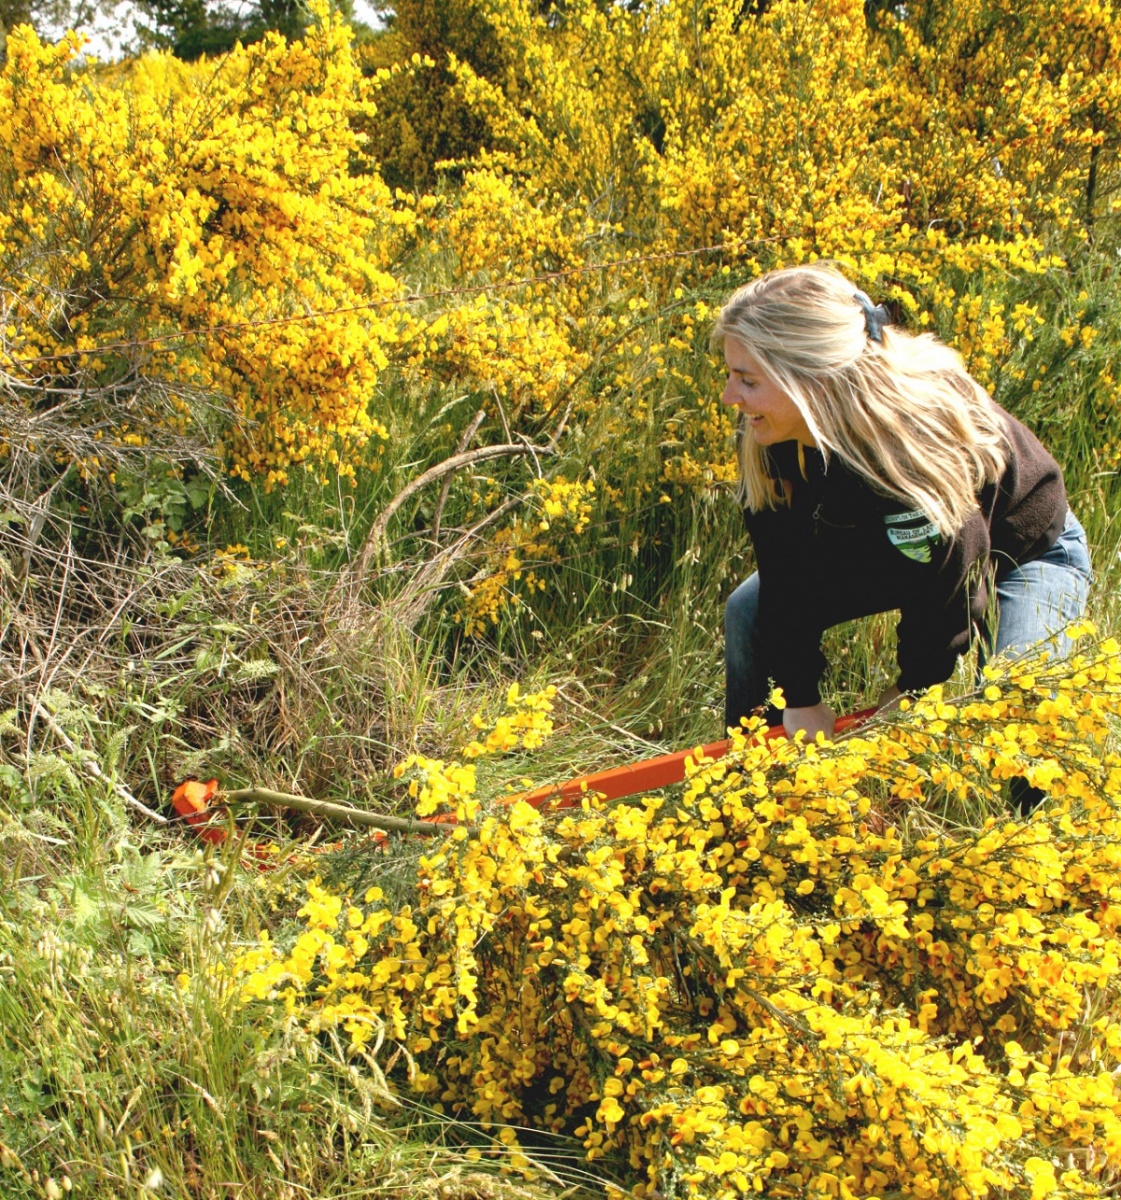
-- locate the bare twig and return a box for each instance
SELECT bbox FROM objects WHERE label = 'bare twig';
[34,704,169,825]
[341,440,553,600]
[394,490,528,629]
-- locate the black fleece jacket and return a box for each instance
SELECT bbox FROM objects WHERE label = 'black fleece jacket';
[743,406,1067,707]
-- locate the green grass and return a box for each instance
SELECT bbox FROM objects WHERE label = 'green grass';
[0,752,606,1200]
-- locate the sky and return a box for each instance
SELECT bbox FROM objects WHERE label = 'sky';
[50,0,385,60]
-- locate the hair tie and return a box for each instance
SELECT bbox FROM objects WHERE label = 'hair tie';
[854,290,889,344]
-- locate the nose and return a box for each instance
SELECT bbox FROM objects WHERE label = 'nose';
[721,376,738,407]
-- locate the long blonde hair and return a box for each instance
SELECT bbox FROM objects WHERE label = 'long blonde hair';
[711,263,1010,537]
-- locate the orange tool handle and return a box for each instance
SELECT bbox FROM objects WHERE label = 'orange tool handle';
[512,708,876,810]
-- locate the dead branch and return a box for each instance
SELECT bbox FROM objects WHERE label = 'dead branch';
[394,491,528,629]
[336,440,553,605]
[34,703,169,825]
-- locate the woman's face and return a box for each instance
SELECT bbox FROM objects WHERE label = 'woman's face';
[721,340,814,447]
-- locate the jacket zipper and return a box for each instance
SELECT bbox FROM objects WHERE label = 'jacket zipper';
[812,501,857,538]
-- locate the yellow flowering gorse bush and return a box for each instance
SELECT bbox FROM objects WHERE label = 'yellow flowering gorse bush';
[0,6,402,486]
[381,0,1121,519]
[6,0,1120,565]
[233,634,1121,1199]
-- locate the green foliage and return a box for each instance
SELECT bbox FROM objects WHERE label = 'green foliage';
[359,0,509,189]
[135,0,309,59]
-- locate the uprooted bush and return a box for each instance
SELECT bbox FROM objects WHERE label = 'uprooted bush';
[231,636,1121,1199]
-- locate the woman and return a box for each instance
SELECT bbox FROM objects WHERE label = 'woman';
[716,263,1092,743]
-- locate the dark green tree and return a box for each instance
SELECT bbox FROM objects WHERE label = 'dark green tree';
[135,0,309,60]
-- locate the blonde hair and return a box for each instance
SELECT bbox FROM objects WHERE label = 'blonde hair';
[711,263,1009,537]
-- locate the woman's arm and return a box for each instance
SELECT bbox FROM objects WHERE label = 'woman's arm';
[745,504,830,709]
[895,512,990,694]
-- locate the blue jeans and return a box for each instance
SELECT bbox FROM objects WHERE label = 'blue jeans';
[986,510,1092,662]
[724,510,1092,730]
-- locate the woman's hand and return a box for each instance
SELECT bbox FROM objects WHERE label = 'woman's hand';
[783,702,837,743]
[876,685,903,713]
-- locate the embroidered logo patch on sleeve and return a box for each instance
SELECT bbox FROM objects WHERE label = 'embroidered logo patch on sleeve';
[884,509,942,563]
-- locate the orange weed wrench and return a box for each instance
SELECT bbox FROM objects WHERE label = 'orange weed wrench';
[171,778,226,844]
[168,778,455,851]
[170,709,877,845]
